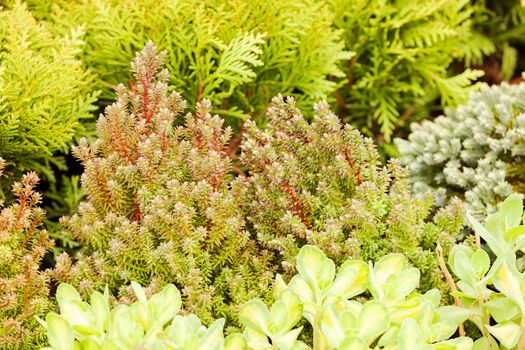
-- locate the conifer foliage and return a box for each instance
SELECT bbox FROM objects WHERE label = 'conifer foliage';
[241,96,464,293]
[396,81,525,219]
[0,2,98,176]
[53,42,275,325]
[43,0,350,126]
[0,158,53,349]
[330,0,490,142]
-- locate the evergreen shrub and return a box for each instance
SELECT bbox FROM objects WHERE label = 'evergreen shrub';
[42,0,350,128]
[0,158,53,349]
[0,2,98,186]
[396,81,525,218]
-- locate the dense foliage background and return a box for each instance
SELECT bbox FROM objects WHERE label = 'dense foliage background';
[2,0,525,349]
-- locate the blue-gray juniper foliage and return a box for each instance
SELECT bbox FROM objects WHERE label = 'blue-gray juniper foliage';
[396,81,525,219]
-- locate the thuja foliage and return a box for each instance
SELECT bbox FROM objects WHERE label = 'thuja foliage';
[396,81,525,219]
[52,42,275,325]
[472,0,525,82]
[328,0,489,142]
[241,95,464,293]
[42,0,349,126]
[0,2,98,182]
[0,158,53,349]
[42,246,472,350]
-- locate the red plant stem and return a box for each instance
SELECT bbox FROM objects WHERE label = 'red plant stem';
[281,179,313,232]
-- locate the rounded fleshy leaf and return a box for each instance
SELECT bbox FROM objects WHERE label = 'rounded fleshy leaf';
[296,245,335,293]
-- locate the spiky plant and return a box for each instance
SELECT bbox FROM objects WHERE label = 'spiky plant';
[52,42,275,326]
[0,158,53,349]
[241,96,465,293]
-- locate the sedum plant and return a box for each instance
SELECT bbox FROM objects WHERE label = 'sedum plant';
[52,42,275,325]
[328,0,488,143]
[42,0,350,127]
[240,245,472,350]
[449,194,525,349]
[39,282,244,350]
[241,95,464,293]
[0,158,54,349]
[42,245,472,350]
[396,81,525,219]
[0,2,98,182]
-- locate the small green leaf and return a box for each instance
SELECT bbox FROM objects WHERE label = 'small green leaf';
[224,333,247,350]
[358,301,389,344]
[500,194,523,231]
[339,336,368,350]
[374,254,408,284]
[468,212,505,256]
[486,321,521,349]
[90,291,110,333]
[491,253,524,307]
[198,319,226,350]
[274,327,303,350]
[397,318,427,350]
[131,281,148,305]
[434,337,473,350]
[56,283,82,308]
[326,260,368,300]
[452,249,477,285]
[239,299,271,334]
[471,250,491,277]
[296,245,335,292]
[149,284,181,326]
[270,290,302,333]
[504,225,525,245]
[46,313,74,350]
[485,295,521,323]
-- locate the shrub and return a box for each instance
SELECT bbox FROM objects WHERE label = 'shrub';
[471,0,525,83]
[328,0,489,143]
[395,81,525,218]
[42,0,350,128]
[51,42,276,326]
[0,2,98,183]
[241,95,464,293]
[0,158,53,349]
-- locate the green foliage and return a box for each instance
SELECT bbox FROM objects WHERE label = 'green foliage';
[241,95,464,293]
[0,2,98,178]
[43,245,472,350]
[396,81,525,219]
[329,0,489,142]
[45,199,525,349]
[449,194,525,349]
[471,0,525,82]
[241,245,472,350]
[0,158,53,349]
[42,0,350,128]
[39,282,242,350]
[51,42,276,326]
